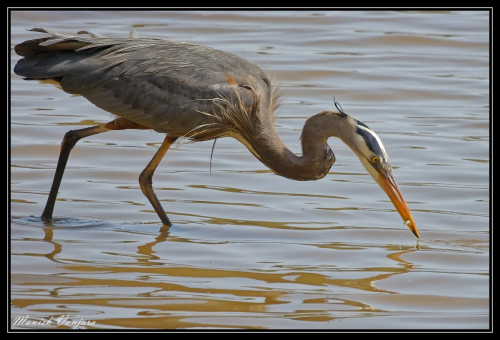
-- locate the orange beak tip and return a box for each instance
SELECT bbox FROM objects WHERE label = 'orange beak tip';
[374,171,420,238]
[405,220,420,238]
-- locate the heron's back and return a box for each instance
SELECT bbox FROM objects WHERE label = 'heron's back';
[14,28,270,135]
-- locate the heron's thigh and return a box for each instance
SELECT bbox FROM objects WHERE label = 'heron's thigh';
[104,117,150,130]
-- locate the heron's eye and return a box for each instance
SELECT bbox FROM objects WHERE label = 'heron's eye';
[371,156,380,163]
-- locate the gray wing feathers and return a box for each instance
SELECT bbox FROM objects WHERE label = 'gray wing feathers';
[14,28,265,133]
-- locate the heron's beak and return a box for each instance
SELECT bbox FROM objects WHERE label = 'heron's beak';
[375,171,419,238]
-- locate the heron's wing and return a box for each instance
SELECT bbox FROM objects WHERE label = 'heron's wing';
[14,28,268,134]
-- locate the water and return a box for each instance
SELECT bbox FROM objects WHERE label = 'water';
[10,10,490,329]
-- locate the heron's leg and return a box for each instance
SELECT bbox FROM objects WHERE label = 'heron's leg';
[139,134,179,226]
[41,124,111,222]
[41,117,150,222]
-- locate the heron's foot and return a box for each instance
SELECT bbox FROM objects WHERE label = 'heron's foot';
[40,214,53,223]
[158,212,172,227]
[160,224,171,232]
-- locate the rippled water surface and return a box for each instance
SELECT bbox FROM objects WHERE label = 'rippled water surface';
[10,10,490,330]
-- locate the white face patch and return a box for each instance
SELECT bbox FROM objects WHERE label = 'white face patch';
[355,124,389,161]
[359,156,381,181]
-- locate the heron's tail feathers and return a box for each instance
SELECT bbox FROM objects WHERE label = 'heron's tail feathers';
[13,28,141,79]
[14,28,98,57]
[13,28,104,79]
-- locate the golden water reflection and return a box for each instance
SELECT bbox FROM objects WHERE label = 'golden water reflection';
[11,224,426,329]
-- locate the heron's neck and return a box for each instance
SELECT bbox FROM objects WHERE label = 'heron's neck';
[238,112,341,181]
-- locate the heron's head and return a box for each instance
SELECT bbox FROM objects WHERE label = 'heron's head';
[341,115,419,238]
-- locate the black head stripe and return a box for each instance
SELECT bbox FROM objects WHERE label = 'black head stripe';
[356,124,384,157]
[356,119,370,130]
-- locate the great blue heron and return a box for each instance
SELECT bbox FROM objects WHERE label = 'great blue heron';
[13,28,419,238]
